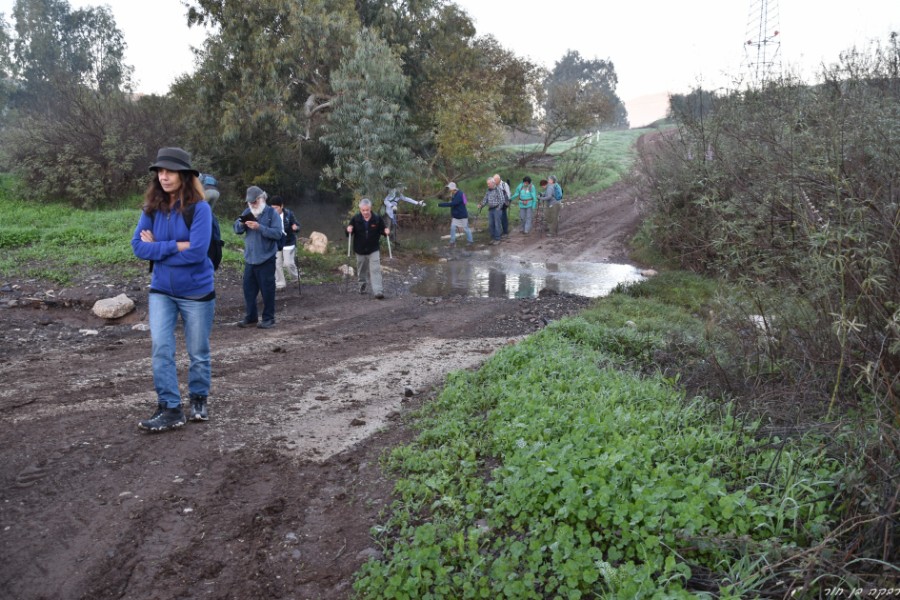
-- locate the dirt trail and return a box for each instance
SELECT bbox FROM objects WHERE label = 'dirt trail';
[0,163,644,599]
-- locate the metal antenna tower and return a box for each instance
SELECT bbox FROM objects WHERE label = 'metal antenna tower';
[744,0,782,84]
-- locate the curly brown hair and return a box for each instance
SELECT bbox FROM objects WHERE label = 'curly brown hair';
[142,172,205,216]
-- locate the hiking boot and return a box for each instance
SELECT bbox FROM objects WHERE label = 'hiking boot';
[138,405,186,432]
[257,319,275,329]
[375,293,385,300]
[237,318,258,328]
[448,242,456,249]
[359,282,367,294]
[145,403,166,422]
[189,394,208,422]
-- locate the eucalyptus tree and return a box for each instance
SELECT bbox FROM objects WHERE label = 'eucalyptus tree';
[182,0,540,189]
[182,0,359,187]
[10,0,131,97]
[321,28,417,200]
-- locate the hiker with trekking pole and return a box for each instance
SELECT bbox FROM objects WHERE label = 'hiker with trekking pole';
[346,198,390,299]
[270,196,300,293]
[478,176,506,245]
[382,188,424,246]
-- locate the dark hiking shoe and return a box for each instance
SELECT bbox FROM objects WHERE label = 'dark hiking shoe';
[139,406,186,432]
[359,282,367,294]
[189,394,208,422]
[142,403,166,424]
[375,293,385,300]
[237,319,258,328]
[257,319,275,329]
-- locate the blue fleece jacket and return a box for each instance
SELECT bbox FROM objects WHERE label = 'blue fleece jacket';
[438,190,469,219]
[132,201,215,298]
[233,205,282,265]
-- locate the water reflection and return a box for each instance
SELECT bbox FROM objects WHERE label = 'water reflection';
[412,258,644,299]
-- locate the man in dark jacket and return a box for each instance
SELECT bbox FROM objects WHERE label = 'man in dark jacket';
[346,198,389,299]
[437,182,472,247]
[270,196,299,291]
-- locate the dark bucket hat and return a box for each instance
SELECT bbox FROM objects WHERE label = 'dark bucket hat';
[149,147,199,176]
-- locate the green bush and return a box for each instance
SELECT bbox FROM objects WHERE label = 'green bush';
[635,35,900,591]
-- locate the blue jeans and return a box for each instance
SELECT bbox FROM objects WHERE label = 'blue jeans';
[519,207,533,233]
[501,205,509,235]
[243,255,276,322]
[149,292,215,408]
[449,218,473,243]
[488,208,502,241]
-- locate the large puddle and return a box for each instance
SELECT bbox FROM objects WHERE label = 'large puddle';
[411,254,644,299]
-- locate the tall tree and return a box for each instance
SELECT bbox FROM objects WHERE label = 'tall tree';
[0,0,169,204]
[10,0,130,95]
[321,28,417,199]
[432,86,503,178]
[540,50,627,152]
[182,0,359,187]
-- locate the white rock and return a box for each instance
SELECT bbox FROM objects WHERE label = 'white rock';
[639,269,658,277]
[131,323,150,332]
[79,329,99,336]
[304,231,329,254]
[91,293,135,319]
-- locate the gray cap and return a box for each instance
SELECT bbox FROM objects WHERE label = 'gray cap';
[245,186,266,203]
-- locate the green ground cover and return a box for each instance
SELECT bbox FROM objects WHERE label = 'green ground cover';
[353,273,846,599]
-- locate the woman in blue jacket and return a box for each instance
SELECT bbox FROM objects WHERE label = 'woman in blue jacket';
[131,147,215,432]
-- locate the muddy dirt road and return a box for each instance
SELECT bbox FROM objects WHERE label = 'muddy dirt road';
[0,176,643,600]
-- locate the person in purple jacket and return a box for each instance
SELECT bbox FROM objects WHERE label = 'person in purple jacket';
[131,147,215,432]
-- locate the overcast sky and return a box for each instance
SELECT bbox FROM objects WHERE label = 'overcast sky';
[1,0,896,125]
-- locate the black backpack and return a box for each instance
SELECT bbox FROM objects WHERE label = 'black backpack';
[148,202,223,272]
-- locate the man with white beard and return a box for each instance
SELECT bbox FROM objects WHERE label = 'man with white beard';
[233,186,283,329]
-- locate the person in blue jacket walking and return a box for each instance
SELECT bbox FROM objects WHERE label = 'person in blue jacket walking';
[131,147,215,432]
[438,182,473,247]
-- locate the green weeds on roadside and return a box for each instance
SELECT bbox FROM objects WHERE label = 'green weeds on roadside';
[353,274,849,599]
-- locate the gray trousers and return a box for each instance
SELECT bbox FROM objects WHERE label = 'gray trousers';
[356,250,383,295]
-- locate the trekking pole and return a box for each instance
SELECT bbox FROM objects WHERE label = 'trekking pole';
[386,231,393,259]
[343,232,353,294]
[294,251,302,297]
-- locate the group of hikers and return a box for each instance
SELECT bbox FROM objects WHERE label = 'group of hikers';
[456,172,564,246]
[131,145,565,432]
